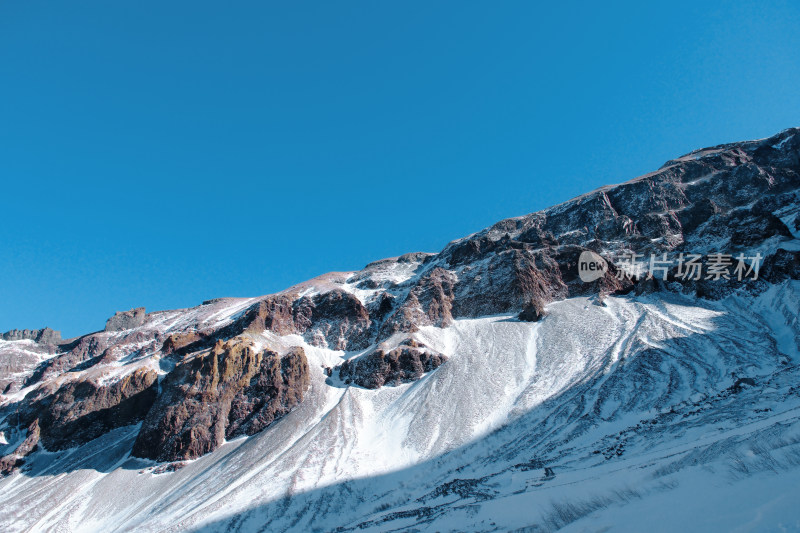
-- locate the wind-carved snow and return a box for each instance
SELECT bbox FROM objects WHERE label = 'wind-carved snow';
[2,282,799,532]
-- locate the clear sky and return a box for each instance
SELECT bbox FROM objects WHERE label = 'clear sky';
[1,1,799,338]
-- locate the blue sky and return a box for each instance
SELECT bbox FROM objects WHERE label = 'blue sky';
[1,1,799,338]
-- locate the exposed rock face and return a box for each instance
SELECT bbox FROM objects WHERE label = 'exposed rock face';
[0,420,40,475]
[1,328,61,345]
[518,300,546,322]
[162,331,207,355]
[242,295,297,336]
[338,339,447,389]
[293,290,373,350]
[17,368,158,451]
[239,290,373,350]
[132,337,309,461]
[105,307,146,332]
[0,341,56,395]
[23,330,138,386]
[380,267,457,336]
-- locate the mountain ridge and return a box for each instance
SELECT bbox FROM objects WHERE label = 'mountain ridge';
[1,127,799,531]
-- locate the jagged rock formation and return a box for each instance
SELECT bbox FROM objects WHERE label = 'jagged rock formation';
[132,337,309,461]
[17,367,158,451]
[0,420,39,476]
[241,289,373,350]
[105,307,146,332]
[1,328,60,345]
[0,127,798,478]
[338,339,447,389]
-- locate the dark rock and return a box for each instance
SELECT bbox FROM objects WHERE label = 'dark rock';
[17,368,158,451]
[694,208,792,248]
[446,235,509,267]
[293,290,373,350]
[426,477,495,501]
[451,248,566,319]
[24,333,113,386]
[238,291,373,350]
[338,340,447,389]
[381,268,457,336]
[519,300,546,322]
[151,461,188,474]
[374,292,396,319]
[243,295,297,336]
[0,420,40,476]
[518,224,559,247]
[0,456,24,476]
[398,252,434,264]
[132,338,309,462]
[730,377,757,392]
[676,198,720,234]
[105,307,146,332]
[761,249,800,282]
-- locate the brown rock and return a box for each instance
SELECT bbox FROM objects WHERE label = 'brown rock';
[0,419,41,476]
[338,340,447,389]
[162,331,207,355]
[18,368,158,451]
[132,337,309,462]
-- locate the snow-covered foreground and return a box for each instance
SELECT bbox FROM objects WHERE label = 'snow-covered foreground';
[2,283,800,532]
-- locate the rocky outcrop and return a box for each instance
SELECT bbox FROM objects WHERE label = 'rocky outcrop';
[518,300,546,322]
[105,307,146,332]
[132,337,309,462]
[293,290,373,350]
[1,328,61,345]
[338,339,447,389]
[23,332,113,386]
[242,295,297,336]
[378,267,457,337]
[449,246,566,318]
[376,128,800,317]
[16,368,158,451]
[1,341,56,395]
[162,331,207,355]
[235,290,373,350]
[0,420,40,476]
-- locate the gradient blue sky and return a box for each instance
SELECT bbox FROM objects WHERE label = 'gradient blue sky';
[1,1,799,338]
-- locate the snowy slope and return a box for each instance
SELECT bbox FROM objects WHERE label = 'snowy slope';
[1,282,798,532]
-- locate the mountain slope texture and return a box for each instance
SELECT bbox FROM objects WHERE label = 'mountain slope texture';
[1,128,800,532]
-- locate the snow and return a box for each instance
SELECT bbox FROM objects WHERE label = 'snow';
[1,286,800,531]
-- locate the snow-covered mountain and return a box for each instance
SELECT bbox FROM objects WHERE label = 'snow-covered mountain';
[1,128,799,532]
